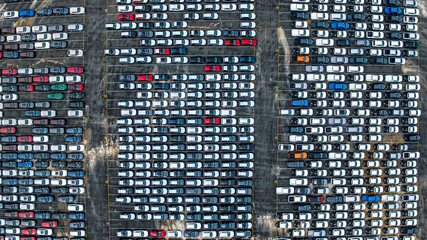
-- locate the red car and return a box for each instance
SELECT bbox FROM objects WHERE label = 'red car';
[19,52,35,58]
[21,229,36,235]
[150,230,166,237]
[18,212,34,218]
[205,65,221,72]
[33,76,49,83]
[42,221,57,228]
[19,85,34,92]
[21,237,36,240]
[18,77,33,83]
[50,119,66,125]
[204,118,220,124]
[67,67,84,74]
[0,127,16,134]
[133,0,148,3]
[17,136,33,143]
[0,52,2,59]
[154,48,170,55]
[242,39,257,46]
[119,13,135,21]
[2,68,17,75]
[225,39,241,46]
[68,84,84,91]
[137,75,153,81]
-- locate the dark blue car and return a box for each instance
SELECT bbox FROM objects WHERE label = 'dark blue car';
[18,153,33,160]
[19,10,35,17]
[240,56,256,63]
[69,213,85,220]
[2,153,17,159]
[291,99,308,107]
[329,83,347,90]
[169,118,185,125]
[362,195,380,202]
[18,161,33,168]
[50,153,67,160]
[385,7,402,14]
[331,22,349,29]
[65,136,82,142]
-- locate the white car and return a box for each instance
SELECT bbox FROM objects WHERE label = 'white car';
[67,49,83,57]
[4,11,19,19]
[70,7,85,14]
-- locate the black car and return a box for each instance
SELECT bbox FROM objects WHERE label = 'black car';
[387,32,402,39]
[290,12,309,20]
[223,30,239,37]
[311,56,330,63]
[350,57,368,64]
[53,8,69,15]
[189,56,205,63]
[336,39,352,46]
[404,41,418,48]
[50,67,66,74]
[37,9,52,16]
[136,48,153,55]
[386,15,402,23]
[206,56,222,63]
[68,92,84,99]
[384,0,400,5]
[310,21,329,29]
[35,85,50,91]
[294,38,313,46]
[369,57,388,64]
[348,13,365,21]
[137,31,154,38]
[119,74,136,81]
[51,42,67,49]
[138,22,154,29]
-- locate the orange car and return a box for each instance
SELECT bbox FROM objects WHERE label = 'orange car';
[291,56,310,63]
[288,152,307,159]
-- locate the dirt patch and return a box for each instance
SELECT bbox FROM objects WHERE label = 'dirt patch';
[277,27,290,75]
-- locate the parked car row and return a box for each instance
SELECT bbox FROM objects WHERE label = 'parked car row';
[0,3,86,239]
[277,0,420,238]
[109,0,256,237]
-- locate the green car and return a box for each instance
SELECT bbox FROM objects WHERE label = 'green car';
[51,84,67,91]
[47,93,64,100]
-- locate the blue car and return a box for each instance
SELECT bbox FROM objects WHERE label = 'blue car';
[18,161,33,168]
[331,22,349,29]
[65,136,82,142]
[291,99,308,107]
[19,10,35,17]
[385,7,402,14]
[362,195,380,202]
[68,171,85,177]
[24,110,41,117]
[69,213,85,220]
[329,83,347,90]
[37,196,54,203]
[153,83,170,90]
[50,153,67,160]
[35,212,51,219]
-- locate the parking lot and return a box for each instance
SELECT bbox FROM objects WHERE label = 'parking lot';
[105,0,256,239]
[276,0,421,238]
[1,0,427,239]
[0,0,86,239]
